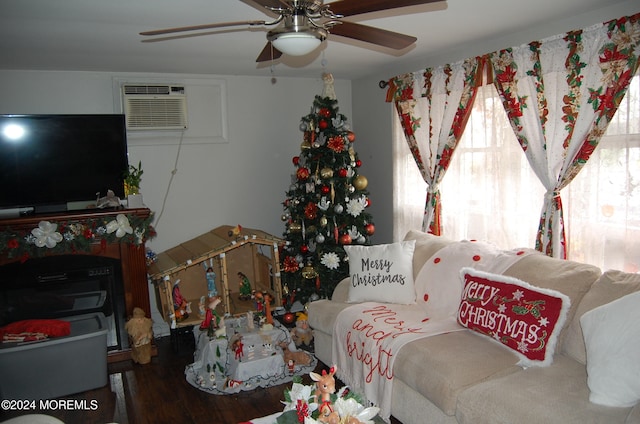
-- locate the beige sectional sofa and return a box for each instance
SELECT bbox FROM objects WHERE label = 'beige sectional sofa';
[308,230,640,424]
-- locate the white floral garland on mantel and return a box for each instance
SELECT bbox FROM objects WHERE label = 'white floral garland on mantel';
[0,213,155,260]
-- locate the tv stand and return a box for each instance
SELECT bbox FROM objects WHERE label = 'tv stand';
[0,207,155,363]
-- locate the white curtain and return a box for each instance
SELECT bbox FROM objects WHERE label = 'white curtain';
[566,73,640,272]
[488,14,640,258]
[440,84,546,249]
[388,58,483,235]
[396,75,640,273]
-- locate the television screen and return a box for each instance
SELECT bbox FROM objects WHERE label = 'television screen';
[0,114,129,214]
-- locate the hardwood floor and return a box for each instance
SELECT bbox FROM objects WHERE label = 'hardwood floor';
[0,334,402,424]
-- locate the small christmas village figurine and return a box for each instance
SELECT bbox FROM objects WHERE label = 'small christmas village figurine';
[203,259,218,298]
[199,296,224,338]
[238,272,252,300]
[172,279,191,322]
[291,312,314,347]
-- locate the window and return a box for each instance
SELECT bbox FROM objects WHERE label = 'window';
[393,75,639,272]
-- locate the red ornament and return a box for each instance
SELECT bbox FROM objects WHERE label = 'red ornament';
[364,223,375,235]
[327,136,346,153]
[321,185,330,195]
[292,156,300,166]
[339,234,352,245]
[338,168,348,178]
[296,167,310,180]
[347,131,356,142]
[304,202,318,220]
[283,312,296,325]
[304,131,316,145]
[318,119,329,130]
[365,198,371,207]
[300,245,309,254]
[355,159,362,167]
[319,108,331,118]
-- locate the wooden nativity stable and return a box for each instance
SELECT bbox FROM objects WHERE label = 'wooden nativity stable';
[147,225,283,329]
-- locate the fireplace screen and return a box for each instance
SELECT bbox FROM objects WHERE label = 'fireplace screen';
[0,255,127,351]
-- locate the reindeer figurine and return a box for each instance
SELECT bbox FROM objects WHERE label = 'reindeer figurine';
[310,365,337,420]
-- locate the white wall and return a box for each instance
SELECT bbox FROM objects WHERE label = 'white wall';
[0,70,352,254]
[351,0,639,243]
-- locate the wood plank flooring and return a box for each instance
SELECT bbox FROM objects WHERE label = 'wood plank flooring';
[0,334,402,424]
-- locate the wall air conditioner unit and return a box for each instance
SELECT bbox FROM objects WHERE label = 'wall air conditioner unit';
[122,84,188,130]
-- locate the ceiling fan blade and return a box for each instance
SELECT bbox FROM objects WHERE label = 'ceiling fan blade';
[330,0,443,17]
[256,42,283,62]
[248,0,290,9]
[329,21,416,50]
[140,20,266,36]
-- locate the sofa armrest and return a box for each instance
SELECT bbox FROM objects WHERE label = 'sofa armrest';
[626,401,640,423]
[331,277,350,302]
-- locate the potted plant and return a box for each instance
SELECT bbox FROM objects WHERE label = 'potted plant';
[124,161,144,208]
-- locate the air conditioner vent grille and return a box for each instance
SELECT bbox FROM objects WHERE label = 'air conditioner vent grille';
[122,84,188,130]
[123,85,173,95]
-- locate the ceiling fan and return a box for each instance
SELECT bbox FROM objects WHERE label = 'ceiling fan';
[140,0,442,62]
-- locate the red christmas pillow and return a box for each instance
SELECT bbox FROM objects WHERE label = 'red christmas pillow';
[457,267,570,367]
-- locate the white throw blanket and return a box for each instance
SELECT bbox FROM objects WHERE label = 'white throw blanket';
[333,240,535,421]
[333,303,462,422]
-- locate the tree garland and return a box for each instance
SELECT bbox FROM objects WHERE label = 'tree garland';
[0,213,156,261]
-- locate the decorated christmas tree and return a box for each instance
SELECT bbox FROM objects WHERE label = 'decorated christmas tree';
[280,73,375,306]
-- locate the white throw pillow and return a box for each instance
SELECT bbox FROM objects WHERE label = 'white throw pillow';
[344,240,416,304]
[581,291,640,407]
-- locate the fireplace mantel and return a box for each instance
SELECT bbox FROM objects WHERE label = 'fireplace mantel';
[0,207,154,362]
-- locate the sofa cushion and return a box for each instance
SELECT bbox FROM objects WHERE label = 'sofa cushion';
[402,230,455,279]
[502,253,601,352]
[564,269,640,364]
[393,330,520,416]
[581,291,640,408]
[307,298,351,335]
[414,241,532,320]
[344,240,416,304]
[455,354,632,424]
[457,268,570,367]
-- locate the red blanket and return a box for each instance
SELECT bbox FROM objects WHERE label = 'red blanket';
[1,319,71,342]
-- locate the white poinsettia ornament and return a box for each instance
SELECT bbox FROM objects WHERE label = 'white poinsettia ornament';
[346,196,367,217]
[31,221,63,248]
[320,252,340,270]
[106,214,134,238]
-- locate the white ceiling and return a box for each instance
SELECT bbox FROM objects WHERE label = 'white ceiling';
[0,0,634,80]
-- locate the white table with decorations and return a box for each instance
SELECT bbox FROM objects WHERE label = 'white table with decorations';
[185,314,316,394]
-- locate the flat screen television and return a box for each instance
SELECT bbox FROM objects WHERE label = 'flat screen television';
[0,114,129,216]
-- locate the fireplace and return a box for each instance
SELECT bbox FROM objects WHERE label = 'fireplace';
[0,208,153,362]
[0,255,128,351]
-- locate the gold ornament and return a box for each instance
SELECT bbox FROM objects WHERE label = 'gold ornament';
[319,216,328,227]
[320,168,334,179]
[289,222,302,232]
[353,175,368,190]
[301,264,318,279]
[300,140,311,150]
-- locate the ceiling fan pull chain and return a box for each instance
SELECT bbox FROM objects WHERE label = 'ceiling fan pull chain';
[270,44,278,85]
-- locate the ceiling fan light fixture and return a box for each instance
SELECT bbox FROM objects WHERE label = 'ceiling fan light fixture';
[270,32,323,56]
